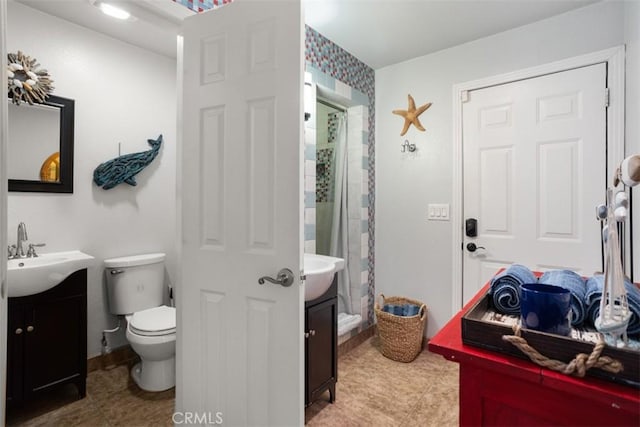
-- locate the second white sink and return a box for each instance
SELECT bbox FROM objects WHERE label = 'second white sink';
[304,253,345,301]
[7,251,95,297]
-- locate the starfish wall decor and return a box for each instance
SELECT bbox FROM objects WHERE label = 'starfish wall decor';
[392,94,432,136]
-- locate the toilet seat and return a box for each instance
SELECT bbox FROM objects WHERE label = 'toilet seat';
[128,305,176,337]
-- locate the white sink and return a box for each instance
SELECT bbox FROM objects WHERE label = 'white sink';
[304,253,345,301]
[7,251,95,297]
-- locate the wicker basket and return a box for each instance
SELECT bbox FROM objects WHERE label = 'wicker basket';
[374,294,427,362]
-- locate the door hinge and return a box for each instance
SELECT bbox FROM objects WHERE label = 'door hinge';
[461,90,470,103]
[605,88,610,108]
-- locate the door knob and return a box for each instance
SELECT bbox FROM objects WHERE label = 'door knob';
[258,268,294,287]
[466,243,486,252]
[15,328,23,335]
[27,325,34,332]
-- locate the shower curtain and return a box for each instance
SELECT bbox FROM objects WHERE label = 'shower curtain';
[329,113,353,314]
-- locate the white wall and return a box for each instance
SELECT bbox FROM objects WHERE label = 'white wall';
[7,2,177,357]
[625,1,640,279]
[375,1,626,338]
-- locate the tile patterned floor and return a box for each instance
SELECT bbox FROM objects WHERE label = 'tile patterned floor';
[7,337,459,426]
[7,361,174,427]
[305,337,459,427]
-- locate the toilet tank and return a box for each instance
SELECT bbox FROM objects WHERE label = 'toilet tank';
[104,253,166,315]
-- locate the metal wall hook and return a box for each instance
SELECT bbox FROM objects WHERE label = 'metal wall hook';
[401,139,417,153]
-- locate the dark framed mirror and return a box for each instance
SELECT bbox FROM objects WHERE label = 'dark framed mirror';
[8,95,74,193]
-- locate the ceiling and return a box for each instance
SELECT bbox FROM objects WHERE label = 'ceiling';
[304,0,599,69]
[14,0,193,58]
[14,0,599,69]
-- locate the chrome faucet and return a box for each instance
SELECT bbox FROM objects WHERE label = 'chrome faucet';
[15,222,28,258]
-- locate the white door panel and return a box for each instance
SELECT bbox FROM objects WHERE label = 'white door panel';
[479,260,513,284]
[463,64,606,303]
[179,1,304,425]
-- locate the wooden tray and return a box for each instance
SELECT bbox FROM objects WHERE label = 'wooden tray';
[461,290,640,389]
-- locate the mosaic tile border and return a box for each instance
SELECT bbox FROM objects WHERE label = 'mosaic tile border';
[172,0,232,13]
[327,112,339,143]
[316,148,334,203]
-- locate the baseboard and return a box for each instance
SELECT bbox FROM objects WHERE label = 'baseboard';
[337,324,376,358]
[87,345,138,373]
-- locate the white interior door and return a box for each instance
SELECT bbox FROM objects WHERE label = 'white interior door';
[0,0,8,423]
[178,1,304,425]
[462,64,606,303]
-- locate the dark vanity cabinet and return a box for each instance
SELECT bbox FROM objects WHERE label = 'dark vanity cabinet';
[6,269,87,407]
[305,275,338,407]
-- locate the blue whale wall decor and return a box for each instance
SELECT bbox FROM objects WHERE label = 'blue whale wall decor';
[93,135,163,190]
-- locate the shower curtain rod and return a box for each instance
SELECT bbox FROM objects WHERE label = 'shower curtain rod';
[317,97,347,113]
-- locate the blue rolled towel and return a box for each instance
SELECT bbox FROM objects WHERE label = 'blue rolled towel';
[489,264,537,315]
[585,274,640,336]
[403,304,420,317]
[585,275,603,325]
[539,270,587,327]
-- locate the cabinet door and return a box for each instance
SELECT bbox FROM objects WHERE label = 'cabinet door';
[306,298,337,399]
[6,304,25,405]
[24,296,84,395]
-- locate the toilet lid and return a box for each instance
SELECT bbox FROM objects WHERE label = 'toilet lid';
[129,305,176,337]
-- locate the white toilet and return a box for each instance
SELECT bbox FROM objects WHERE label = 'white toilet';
[104,253,176,392]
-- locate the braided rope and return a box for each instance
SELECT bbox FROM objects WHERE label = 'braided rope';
[502,326,623,377]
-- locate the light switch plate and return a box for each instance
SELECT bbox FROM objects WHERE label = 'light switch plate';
[428,203,450,221]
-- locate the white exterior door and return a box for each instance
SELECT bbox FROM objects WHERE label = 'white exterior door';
[462,64,606,303]
[0,0,8,423]
[178,1,304,425]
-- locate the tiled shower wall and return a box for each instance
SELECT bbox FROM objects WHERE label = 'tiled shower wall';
[305,80,368,334]
[305,25,375,327]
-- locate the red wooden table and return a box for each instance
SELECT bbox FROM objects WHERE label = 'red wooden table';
[429,284,640,426]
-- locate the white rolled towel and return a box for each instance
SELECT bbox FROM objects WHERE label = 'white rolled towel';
[337,313,362,336]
